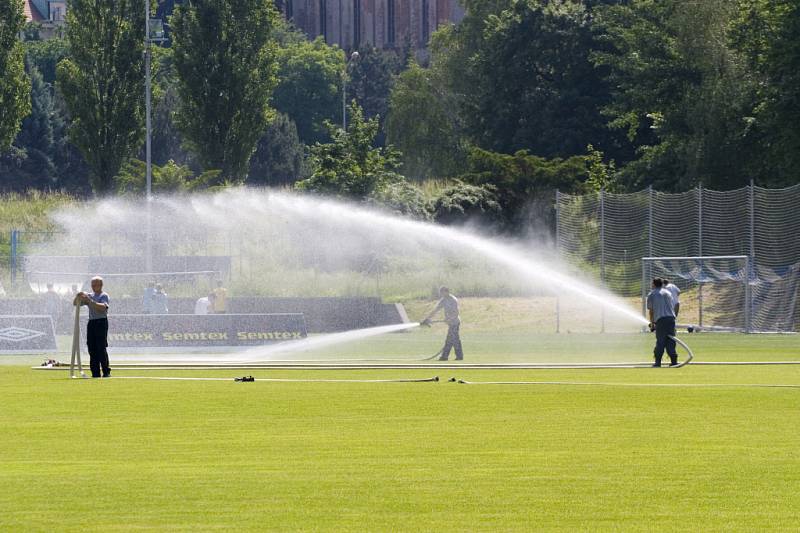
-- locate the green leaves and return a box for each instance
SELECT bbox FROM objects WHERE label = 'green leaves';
[386,60,467,180]
[438,0,615,159]
[171,0,279,183]
[593,0,761,190]
[297,102,402,199]
[115,159,221,194]
[272,37,344,145]
[459,146,588,229]
[0,0,31,151]
[56,0,145,194]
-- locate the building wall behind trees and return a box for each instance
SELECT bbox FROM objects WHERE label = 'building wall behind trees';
[276,0,464,50]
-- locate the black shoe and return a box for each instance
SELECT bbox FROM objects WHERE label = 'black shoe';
[438,357,448,361]
[455,357,463,361]
[668,363,679,367]
[652,364,661,368]
[103,374,111,378]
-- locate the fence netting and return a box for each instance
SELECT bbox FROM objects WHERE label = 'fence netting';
[557,184,800,332]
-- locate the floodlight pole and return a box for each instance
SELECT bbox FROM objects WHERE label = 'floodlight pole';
[145,1,152,200]
[644,186,653,323]
[747,180,755,333]
[342,51,359,130]
[145,1,153,272]
[599,188,605,333]
[554,189,560,334]
[698,184,703,327]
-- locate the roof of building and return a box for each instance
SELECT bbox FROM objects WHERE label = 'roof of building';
[23,0,47,22]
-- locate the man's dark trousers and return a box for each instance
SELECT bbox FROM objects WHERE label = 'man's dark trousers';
[654,316,677,366]
[440,323,463,361]
[87,318,110,377]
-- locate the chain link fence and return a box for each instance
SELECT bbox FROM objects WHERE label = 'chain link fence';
[557,183,800,332]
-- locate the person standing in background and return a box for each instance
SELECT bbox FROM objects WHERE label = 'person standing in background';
[212,280,227,314]
[43,283,61,324]
[142,281,156,314]
[194,292,214,315]
[663,278,681,317]
[151,284,169,314]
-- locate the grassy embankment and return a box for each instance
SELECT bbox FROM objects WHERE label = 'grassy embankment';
[0,191,76,292]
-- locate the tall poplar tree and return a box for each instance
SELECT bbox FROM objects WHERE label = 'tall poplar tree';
[56,0,145,193]
[0,0,31,151]
[171,0,279,183]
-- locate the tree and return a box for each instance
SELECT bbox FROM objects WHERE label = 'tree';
[56,0,145,193]
[426,0,622,162]
[271,37,344,145]
[0,63,57,189]
[458,147,589,230]
[171,0,279,183]
[248,112,305,187]
[0,0,31,151]
[147,46,192,167]
[732,0,800,186]
[115,159,221,194]
[367,180,431,220]
[430,181,502,226]
[348,45,402,144]
[349,46,401,119]
[18,38,92,194]
[386,60,467,180]
[594,0,760,190]
[24,37,68,84]
[296,102,402,199]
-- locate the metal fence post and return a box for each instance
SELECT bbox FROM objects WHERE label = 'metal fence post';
[641,258,647,322]
[698,184,703,327]
[643,186,653,323]
[744,255,752,334]
[647,186,653,257]
[554,189,560,333]
[600,188,605,333]
[747,180,755,333]
[10,229,19,286]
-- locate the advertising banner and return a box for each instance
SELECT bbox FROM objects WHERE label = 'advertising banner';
[0,315,57,353]
[96,314,308,348]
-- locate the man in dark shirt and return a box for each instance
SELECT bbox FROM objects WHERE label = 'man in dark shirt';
[74,276,110,378]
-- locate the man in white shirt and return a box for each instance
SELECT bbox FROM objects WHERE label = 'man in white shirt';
[194,293,214,315]
[663,278,680,317]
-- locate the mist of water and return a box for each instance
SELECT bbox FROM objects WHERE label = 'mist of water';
[237,322,422,361]
[42,188,648,363]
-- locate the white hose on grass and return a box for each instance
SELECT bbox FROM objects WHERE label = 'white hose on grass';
[100,375,441,384]
[451,379,800,389]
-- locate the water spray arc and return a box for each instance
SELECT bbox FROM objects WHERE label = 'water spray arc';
[48,189,696,370]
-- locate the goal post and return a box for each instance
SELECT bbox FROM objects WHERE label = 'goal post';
[642,256,751,333]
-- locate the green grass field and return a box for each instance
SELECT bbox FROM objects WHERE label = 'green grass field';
[2,330,799,531]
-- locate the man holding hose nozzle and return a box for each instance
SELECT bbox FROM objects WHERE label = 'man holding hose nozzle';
[421,286,463,361]
[647,278,678,367]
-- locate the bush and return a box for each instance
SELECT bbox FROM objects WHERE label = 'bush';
[368,181,431,220]
[431,180,501,226]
